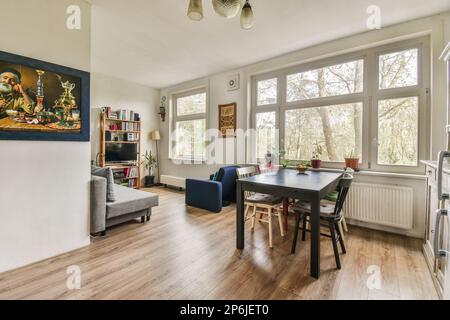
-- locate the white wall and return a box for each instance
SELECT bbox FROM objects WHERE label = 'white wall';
[159,12,450,238]
[0,0,91,273]
[159,73,247,179]
[90,73,160,183]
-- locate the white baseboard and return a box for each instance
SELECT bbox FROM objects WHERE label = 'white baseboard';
[160,175,186,189]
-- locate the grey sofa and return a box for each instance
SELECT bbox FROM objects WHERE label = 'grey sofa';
[90,175,159,236]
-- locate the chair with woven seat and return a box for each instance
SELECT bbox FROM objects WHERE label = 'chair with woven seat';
[236,166,285,248]
[291,174,353,269]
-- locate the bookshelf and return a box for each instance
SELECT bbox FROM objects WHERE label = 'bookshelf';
[100,109,141,189]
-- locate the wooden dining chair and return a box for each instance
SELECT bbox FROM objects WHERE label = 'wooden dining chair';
[322,191,348,246]
[290,175,353,269]
[236,166,285,248]
[304,169,353,242]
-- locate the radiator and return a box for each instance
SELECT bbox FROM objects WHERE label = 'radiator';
[344,183,414,230]
[160,175,186,189]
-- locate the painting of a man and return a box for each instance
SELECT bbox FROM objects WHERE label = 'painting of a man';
[0,50,88,141]
[0,68,36,119]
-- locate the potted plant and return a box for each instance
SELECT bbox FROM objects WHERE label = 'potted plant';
[297,160,311,174]
[277,149,290,168]
[345,149,359,171]
[311,142,323,169]
[142,150,157,187]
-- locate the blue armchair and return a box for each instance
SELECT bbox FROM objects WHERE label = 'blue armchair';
[185,166,240,213]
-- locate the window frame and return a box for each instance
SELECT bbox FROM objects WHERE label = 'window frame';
[251,71,282,163]
[255,74,281,108]
[369,39,429,173]
[171,87,208,162]
[254,110,279,162]
[284,55,367,105]
[251,36,430,174]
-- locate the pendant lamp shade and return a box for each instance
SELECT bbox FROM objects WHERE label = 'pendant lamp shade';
[212,0,241,18]
[187,0,204,21]
[240,0,253,29]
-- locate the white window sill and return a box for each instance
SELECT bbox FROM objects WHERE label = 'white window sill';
[279,166,425,180]
[168,157,206,164]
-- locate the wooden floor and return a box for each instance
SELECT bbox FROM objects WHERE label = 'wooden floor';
[0,187,438,300]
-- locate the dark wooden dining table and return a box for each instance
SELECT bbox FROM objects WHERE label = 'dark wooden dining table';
[236,168,343,279]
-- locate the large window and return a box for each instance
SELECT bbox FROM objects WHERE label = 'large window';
[256,112,277,159]
[284,103,363,162]
[257,78,278,106]
[176,92,206,116]
[379,48,418,90]
[377,97,418,166]
[252,37,429,173]
[172,89,207,161]
[286,59,364,102]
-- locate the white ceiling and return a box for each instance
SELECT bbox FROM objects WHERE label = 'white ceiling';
[91,0,450,89]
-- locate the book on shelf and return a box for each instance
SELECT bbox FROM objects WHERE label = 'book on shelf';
[125,132,138,141]
[113,171,126,179]
[112,166,138,178]
[107,122,139,132]
[102,106,116,119]
[123,166,138,178]
[105,132,138,142]
[129,167,138,178]
[122,178,137,188]
[103,107,140,122]
[128,178,138,188]
[117,109,140,121]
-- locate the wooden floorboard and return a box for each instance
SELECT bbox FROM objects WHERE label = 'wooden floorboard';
[0,187,438,300]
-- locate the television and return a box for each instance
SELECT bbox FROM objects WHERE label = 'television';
[105,143,138,162]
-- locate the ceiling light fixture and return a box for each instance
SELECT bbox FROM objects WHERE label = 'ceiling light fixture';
[187,0,254,30]
[187,0,204,21]
[240,0,253,30]
[212,0,241,18]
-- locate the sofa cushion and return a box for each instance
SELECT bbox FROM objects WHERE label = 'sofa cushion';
[106,185,159,219]
[91,166,116,202]
[324,191,339,202]
[245,193,283,205]
[211,171,219,181]
[292,200,336,217]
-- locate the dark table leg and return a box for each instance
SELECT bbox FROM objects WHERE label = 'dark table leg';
[236,181,245,250]
[283,198,289,231]
[310,196,321,279]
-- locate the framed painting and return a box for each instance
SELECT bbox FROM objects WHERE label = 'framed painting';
[218,103,237,137]
[0,50,90,141]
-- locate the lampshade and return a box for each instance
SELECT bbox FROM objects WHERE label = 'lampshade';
[151,130,161,141]
[240,0,253,29]
[187,0,204,21]
[212,0,241,18]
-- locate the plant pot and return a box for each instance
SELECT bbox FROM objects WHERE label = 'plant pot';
[311,159,322,169]
[345,158,359,170]
[145,175,155,187]
[297,166,308,174]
